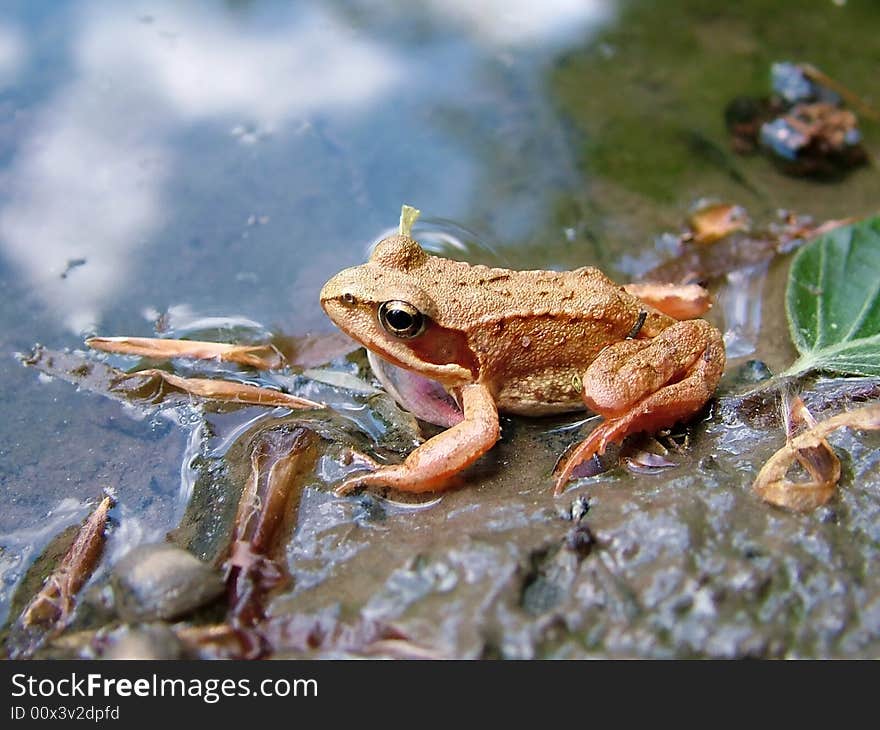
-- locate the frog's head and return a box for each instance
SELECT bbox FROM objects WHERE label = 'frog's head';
[320,235,477,386]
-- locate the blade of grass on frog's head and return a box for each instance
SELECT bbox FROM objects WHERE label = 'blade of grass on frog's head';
[399,204,421,237]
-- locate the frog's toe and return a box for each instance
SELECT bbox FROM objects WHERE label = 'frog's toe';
[335,467,386,495]
[552,427,613,495]
[334,466,378,496]
[332,450,384,496]
[333,479,362,497]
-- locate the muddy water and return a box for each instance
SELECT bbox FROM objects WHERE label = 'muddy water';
[1,0,878,656]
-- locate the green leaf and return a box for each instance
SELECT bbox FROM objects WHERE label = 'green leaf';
[783,215,880,378]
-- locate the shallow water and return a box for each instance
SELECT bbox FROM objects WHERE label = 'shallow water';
[1,0,878,653]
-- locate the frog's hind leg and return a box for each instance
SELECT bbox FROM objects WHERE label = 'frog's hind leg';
[554,319,724,494]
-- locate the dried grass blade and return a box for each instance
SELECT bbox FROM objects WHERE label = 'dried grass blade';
[87,336,284,370]
[121,369,322,409]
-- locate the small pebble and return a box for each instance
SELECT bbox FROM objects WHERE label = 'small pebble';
[110,543,225,622]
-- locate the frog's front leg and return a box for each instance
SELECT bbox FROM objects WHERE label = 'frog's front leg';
[335,383,499,495]
[554,319,724,495]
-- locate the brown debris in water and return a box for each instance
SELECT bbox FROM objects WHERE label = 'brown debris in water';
[87,335,285,370]
[20,345,321,411]
[624,449,677,475]
[87,331,360,371]
[725,62,871,177]
[623,282,712,319]
[753,399,880,511]
[21,495,113,629]
[687,202,750,246]
[643,206,852,285]
[799,64,880,122]
[118,369,322,410]
[259,611,442,659]
[10,494,114,657]
[176,613,439,660]
[224,427,319,630]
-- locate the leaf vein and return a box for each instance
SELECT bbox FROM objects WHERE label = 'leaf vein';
[841,278,880,343]
[815,238,827,349]
[787,216,880,378]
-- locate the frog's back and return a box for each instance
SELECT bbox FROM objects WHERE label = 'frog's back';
[415,256,625,321]
[410,254,669,414]
[372,235,632,321]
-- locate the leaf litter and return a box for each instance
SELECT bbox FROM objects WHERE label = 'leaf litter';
[753,397,880,511]
[747,215,880,510]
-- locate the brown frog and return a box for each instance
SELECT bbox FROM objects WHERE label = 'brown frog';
[320,226,725,496]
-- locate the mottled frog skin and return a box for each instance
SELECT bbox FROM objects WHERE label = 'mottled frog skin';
[321,234,725,495]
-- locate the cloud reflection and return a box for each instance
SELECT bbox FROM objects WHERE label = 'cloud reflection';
[0,23,25,85]
[76,9,400,126]
[0,4,401,333]
[426,0,612,46]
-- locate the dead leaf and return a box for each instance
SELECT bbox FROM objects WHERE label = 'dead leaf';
[21,346,323,411]
[752,402,880,511]
[642,212,852,284]
[87,336,284,370]
[259,611,414,656]
[176,613,435,659]
[623,282,711,319]
[120,369,323,410]
[624,450,677,475]
[174,624,262,660]
[361,639,447,659]
[688,203,750,245]
[226,428,319,627]
[21,494,113,630]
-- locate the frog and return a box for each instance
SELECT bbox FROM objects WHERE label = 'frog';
[320,228,725,497]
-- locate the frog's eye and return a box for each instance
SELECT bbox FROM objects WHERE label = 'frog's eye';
[378,300,426,339]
